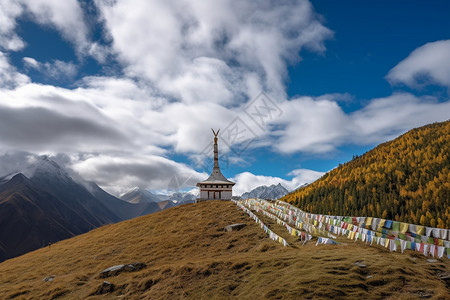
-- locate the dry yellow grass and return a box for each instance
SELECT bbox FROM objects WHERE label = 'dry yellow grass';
[0,201,448,299]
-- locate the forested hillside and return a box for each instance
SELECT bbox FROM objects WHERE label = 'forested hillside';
[282,121,450,228]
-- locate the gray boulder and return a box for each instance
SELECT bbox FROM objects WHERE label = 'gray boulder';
[100,262,146,278]
[42,276,55,282]
[224,223,246,232]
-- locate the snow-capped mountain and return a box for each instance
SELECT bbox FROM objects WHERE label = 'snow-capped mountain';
[120,187,163,204]
[166,192,196,204]
[120,188,197,205]
[0,156,68,184]
[240,183,289,200]
[23,156,69,179]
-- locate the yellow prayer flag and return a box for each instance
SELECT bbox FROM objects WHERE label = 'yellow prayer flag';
[416,225,425,235]
[366,217,373,226]
[400,222,408,234]
[379,219,386,229]
[385,239,390,248]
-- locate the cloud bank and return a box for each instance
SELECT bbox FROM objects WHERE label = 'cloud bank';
[96,0,333,102]
[0,1,448,195]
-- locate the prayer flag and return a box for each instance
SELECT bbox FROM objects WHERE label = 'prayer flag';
[400,240,407,253]
[391,221,399,231]
[400,222,408,234]
[416,225,425,236]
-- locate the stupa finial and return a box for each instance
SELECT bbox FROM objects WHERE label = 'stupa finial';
[211,128,220,144]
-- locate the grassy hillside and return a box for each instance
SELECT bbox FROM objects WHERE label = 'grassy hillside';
[282,121,450,228]
[0,201,448,299]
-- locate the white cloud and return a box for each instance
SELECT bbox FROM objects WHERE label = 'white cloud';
[95,0,332,104]
[0,151,37,177]
[232,168,325,196]
[270,93,450,154]
[23,57,78,80]
[43,60,77,79]
[0,74,251,156]
[272,96,350,153]
[0,83,130,153]
[351,93,450,144]
[70,154,207,196]
[23,57,39,68]
[0,0,335,159]
[386,40,450,88]
[0,0,106,59]
[0,0,25,51]
[20,0,90,54]
[287,168,326,186]
[0,51,29,87]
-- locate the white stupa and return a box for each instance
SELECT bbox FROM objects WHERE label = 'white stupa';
[196,129,235,201]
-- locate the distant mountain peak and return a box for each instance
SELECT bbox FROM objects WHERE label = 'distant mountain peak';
[120,187,197,204]
[241,183,289,200]
[120,187,162,204]
[23,156,69,180]
[11,173,28,181]
[119,186,139,199]
[1,173,33,190]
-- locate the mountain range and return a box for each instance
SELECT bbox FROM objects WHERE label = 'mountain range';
[241,183,289,200]
[0,157,195,262]
[120,187,196,205]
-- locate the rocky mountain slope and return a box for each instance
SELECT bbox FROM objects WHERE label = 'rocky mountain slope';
[241,183,289,200]
[0,157,185,262]
[120,187,163,203]
[0,174,87,262]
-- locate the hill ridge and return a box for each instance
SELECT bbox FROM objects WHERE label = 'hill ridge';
[0,200,448,299]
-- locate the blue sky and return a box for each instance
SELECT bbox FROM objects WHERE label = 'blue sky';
[0,0,449,196]
[291,1,450,102]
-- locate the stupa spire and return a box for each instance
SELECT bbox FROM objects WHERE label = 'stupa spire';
[196,128,235,201]
[212,128,220,169]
